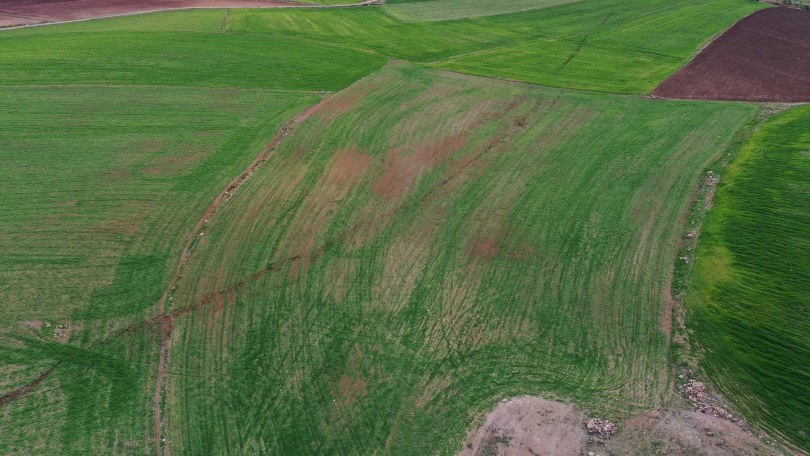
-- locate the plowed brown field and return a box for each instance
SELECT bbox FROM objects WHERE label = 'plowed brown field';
[0,0,301,23]
[653,7,810,102]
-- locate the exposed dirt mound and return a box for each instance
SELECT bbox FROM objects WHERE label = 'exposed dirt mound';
[652,7,810,102]
[0,0,302,24]
[459,397,785,456]
[459,397,586,456]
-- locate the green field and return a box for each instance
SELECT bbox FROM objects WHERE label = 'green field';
[0,32,384,90]
[686,105,810,451]
[0,0,765,94]
[382,0,582,22]
[434,0,767,94]
[0,0,803,454]
[0,85,319,452]
[163,63,754,453]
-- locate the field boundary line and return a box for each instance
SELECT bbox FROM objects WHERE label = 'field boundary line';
[421,1,713,66]
[150,94,335,454]
[649,6,771,99]
[563,0,715,39]
[0,96,330,435]
[381,0,583,24]
[423,36,549,65]
[0,84,328,92]
[0,0,385,32]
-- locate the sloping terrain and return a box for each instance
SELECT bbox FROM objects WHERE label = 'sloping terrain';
[0,87,319,321]
[0,87,320,453]
[0,31,385,89]
[686,105,810,450]
[433,0,767,94]
[0,0,765,94]
[1,0,806,454]
[162,63,754,454]
[653,7,810,102]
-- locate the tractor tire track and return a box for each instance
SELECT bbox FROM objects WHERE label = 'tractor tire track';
[0,99,330,453]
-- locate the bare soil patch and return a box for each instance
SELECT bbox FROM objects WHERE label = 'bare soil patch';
[653,7,810,102]
[459,397,586,456]
[459,397,785,456]
[0,13,42,27]
[0,0,302,23]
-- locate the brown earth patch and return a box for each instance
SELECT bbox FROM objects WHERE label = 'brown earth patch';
[334,375,367,404]
[652,7,810,102]
[459,397,586,456]
[615,409,782,456]
[459,397,785,456]
[0,0,304,23]
[323,146,372,188]
[373,131,470,199]
[0,13,41,27]
[467,237,498,260]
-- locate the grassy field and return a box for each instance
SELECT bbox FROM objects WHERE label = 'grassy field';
[382,0,582,22]
[686,105,810,451]
[435,0,767,94]
[0,32,384,90]
[0,0,792,453]
[0,0,765,94]
[0,87,319,322]
[162,63,754,454]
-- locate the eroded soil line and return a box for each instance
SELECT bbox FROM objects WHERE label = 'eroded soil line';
[151,97,331,455]
[0,99,329,453]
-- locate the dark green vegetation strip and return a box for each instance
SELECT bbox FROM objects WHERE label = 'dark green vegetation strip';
[687,105,810,450]
[165,63,754,454]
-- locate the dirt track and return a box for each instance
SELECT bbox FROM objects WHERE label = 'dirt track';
[652,7,810,102]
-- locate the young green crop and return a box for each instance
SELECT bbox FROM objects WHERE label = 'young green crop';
[165,63,755,454]
[0,31,384,90]
[434,0,767,94]
[382,0,581,22]
[0,86,319,322]
[0,0,765,94]
[687,105,810,451]
[0,85,319,453]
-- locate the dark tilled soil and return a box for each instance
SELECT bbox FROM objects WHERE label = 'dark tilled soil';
[0,0,303,22]
[652,7,810,102]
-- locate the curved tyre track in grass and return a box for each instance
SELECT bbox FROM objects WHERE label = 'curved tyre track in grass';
[0,97,329,450]
[160,64,759,454]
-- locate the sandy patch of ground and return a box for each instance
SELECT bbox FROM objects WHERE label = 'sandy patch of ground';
[459,397,586,456]
[0,14,43,27]
[458,397,788,456]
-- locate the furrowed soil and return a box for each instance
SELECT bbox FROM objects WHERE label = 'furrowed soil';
[653,7,810,102]
[162,63,755,454]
